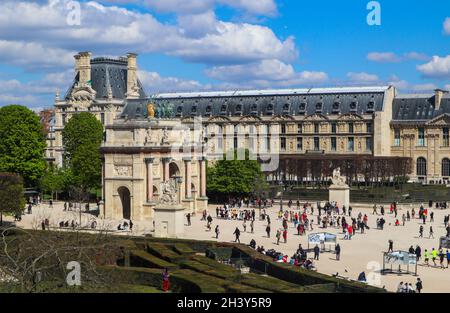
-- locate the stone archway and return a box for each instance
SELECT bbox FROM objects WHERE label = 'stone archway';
[118,186,131,219]
[169,162,180,178]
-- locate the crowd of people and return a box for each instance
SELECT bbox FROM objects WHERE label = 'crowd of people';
[188,196,450,292]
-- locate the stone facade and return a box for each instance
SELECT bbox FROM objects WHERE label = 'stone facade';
[49,52,147,167]
[390,90,450,184]
[101,119,208,220]
[45,52,450,222]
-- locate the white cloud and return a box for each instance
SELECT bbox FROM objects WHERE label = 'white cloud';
[346,72,379,83]
[205,59,328,88]
[0,1,295,68]
[444,17,450,35]
[138,70,208,93]
[177,11,219,38]
[417,55,450,79]
[410,83,437,92]
[403,52,430,62]
[387,75,438,92]
[367,52,401,63]
[367,51,430,63]
[103,0,278,16]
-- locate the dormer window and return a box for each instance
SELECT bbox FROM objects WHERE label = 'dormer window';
[176,106,183,116]
[332,101,340,113]
[235,104,242,114]
[220,104,227,114]
[283,103,290,113]
[315,102,323,113]
[251,104,258,112]
[191,106,197,114]
[205,105,212,115]
[298,102,306,114]
[367,101,375,112]
[350,101,358,112]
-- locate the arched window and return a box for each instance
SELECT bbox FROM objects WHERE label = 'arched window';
[416,157,427,176]
[442,158,450,177]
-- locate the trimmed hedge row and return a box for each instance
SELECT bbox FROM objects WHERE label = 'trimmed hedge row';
[146,243,187,263]
[172,243,197,256]
[98,266,201,293]
[232,245,385,293]
[239,273,319,293]
[129,250,177,269]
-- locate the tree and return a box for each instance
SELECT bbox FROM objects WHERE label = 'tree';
[0,173,25,225]
[62,112,103,194]
[0,105,46,187]
[207,149,267,201]
[39,166,69,200]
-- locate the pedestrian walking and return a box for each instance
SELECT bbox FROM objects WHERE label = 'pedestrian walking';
[233,227,241,243]
[215,225,220,239]
[388,239,394,253]
[416,278,423,293]
[314,244,320,260]
[266,224,271,238]
[335,243,341,261]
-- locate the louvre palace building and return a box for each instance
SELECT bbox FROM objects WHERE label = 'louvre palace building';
[45,52,450,221]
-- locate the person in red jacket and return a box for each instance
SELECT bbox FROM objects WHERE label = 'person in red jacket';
[162,268,170,292]
[347,225,353,239]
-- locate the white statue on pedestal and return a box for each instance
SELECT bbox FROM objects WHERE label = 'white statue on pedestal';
[159,180,178,204]
[331,167,347,187]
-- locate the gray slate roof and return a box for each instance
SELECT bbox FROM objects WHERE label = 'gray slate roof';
[393,94,450,121]
[120,87,388,119]
[64,57,147,101]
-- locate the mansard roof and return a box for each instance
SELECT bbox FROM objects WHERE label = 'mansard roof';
[64,57,147,101]
[392,93,450,121]
[121,86,388,119]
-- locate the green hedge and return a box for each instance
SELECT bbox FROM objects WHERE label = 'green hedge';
[205,247,233,261]
[239,273,317,293]
[173,243,197,256]
[98,266,201,293]
[146,243,187,263]
[129,250,177,269]
[232,245,385,293]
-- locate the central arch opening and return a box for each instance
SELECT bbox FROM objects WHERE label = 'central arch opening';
[118,186,131,219]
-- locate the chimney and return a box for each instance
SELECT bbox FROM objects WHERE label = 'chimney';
[74,52,92,86]
[126,53,139,99]
[434,88,448,110]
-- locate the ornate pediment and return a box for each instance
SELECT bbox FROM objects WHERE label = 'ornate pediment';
[239,115,262,122]
[180,116,196,123]
[68,83,97,109]
[207,116,231,123]
[271,114,294,122]
[337,113,363,121]
[303,113,328,121]
[70,83,96,102]
[426,114,450,126]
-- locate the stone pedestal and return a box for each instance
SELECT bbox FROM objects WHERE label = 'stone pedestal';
[153,204,185,238]
[329,184,350,209]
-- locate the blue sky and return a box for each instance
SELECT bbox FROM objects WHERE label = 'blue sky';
[0,0,448,109]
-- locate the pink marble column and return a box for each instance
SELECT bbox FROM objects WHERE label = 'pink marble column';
[200,158,206,197]
[184,157,192,198]
[162,157,170,181]
[145,158,154,202]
